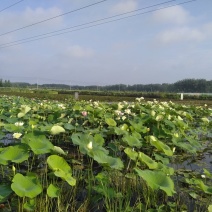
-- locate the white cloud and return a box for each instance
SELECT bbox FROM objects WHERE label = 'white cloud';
[23,7,63,26]
[157,27,204,44]
[66,45,94,58]
[110,0,138,14]
[202,22,212,38]
[153,5,191,25]
[0,7,63,32]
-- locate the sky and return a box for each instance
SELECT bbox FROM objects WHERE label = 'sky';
[0,0,212,86]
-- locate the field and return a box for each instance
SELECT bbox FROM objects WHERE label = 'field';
[0,94,211,212]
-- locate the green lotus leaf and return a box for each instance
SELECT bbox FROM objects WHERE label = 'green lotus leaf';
[105,118,117,127]
[0,184,12,203]
[0,133,5,140]
[52,146,67,155]
[50,125,65,135]
[135,168,175,196]
[94,134,104,146]
[172,137,197,153]
[124,148,138,161]
[0,144,29,164]
[18,105,31,118]
[24,199,36,211]
[193,179,212,194]
[11,173,42,198]
[203,168,212,178]
[22,133,53,155]
[138,152,159,169]
[129,120,147,133]
[123,134,142,147]
[64,123,75,130]
[47,155,76,186]
[93,149,124,170]
[208,205,212,212]
[47,184,60,198]
[3,124,20,133]
[149,136,173,156]
[114,126,128,135]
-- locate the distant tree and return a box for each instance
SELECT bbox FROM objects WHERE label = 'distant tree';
[4,80,11,87]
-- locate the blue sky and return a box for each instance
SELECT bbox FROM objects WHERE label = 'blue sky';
[0,0,211,85]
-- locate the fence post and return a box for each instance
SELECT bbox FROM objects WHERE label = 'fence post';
[74,92,79,100]
[180,93,183,100]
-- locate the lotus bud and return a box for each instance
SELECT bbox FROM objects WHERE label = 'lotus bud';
[151,110,156,116]
[12,165,16,174]
[156,115,163,121]
[173,133,179,138]
[87,141,93,150]
[82,111,88,117]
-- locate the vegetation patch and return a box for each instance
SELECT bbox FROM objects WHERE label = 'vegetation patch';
[0,95,211,211]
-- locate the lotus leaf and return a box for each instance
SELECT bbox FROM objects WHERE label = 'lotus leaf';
[105,118,117,127]
[47,184,60,198]
[11,173,42,198]
[0,144,29,164]
[124,148,138,161]
[123,134,142,147]
[149,136,173,156]
[0,184,12,203]
[22,133,53,154]
[24,199,35,211]
[135,168,175,196]
[52,146,67,155]
[93,149,124,170]
[50,125,65,135]
[138,152,159,169]
[47,155,76,186]
[18,105,31,118]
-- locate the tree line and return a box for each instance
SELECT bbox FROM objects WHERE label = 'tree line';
[0,78,212,93]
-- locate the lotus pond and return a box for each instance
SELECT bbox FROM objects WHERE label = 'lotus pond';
[0,95,211,212]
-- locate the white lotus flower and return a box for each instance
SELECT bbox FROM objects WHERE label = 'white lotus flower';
[122,116,127,120]
[135,97,144,102]
[15,122,24,127]
[13,133,22,139]
[125,109,131,114]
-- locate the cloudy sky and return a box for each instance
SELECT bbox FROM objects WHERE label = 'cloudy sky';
[0,0,211,85]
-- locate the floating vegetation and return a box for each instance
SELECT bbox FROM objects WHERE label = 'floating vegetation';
[0,95,211,211]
